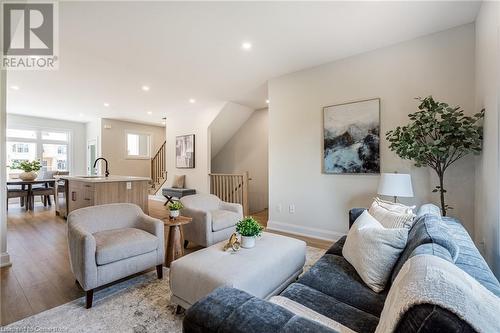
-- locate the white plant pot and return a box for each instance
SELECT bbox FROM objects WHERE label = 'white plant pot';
[169,210,180,218]
[19,171,38,181]
[241,236,256,249]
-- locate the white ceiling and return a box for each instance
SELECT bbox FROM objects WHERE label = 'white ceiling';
[6,1,481,125]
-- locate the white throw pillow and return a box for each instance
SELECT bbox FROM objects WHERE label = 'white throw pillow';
[342,211,408,293]
[369,198,416,229]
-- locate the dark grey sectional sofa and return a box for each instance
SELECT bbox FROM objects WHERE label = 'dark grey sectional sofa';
[183,205,500,333]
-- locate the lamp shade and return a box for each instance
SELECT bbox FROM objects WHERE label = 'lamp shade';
[377,173,414,198]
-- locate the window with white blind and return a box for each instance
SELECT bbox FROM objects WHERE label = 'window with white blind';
[126,132,151,159]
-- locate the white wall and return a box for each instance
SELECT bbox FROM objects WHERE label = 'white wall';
[100,118,165,177]
[474,2,500,277]
[6,114,87,175]
[210,102,255,158]
[212,108,269,213]
[165,107,222,193]
[268,24,476,241]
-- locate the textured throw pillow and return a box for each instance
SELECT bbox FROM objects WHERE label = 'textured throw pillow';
[342,211,408,293]
[172,175,185,188]
[369,197,416,229]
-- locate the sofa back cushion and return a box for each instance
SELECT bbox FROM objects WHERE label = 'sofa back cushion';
[416,203,442,219]
[390,211,459,284]
[442,217,500,297]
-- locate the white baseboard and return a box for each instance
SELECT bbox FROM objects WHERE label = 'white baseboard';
[0,252,11,268]
[267,220,344,242]
[149,195,166,203]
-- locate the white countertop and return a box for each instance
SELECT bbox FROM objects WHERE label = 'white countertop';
[61,175,150,183]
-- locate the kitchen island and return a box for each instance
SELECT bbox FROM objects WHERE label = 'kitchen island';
[60,175,150,218]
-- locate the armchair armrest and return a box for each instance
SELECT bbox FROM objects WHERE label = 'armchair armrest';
[136,214,164,238]
[181,206,215,247]
[219,201,243,217]
[135,214,165,265]
[67,223,97,290]
[182,207,210,222]
[184,287,339,333]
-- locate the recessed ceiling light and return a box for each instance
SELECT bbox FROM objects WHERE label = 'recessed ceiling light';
[141,85,150,91]
[103,103,110,107]
[10,85,19,90]
[266,99,269,104]
[189,98,196,104]
[79,113,84,117]
[147,111,153,115]
[241,42,252,50]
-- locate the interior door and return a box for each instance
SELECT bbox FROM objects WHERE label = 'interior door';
[87,140,97,175]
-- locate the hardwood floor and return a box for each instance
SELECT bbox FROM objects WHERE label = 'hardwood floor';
[1,203,81,325]
[1,201,331,325]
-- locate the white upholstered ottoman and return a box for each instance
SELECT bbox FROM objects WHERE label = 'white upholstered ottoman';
[169,232,306,309]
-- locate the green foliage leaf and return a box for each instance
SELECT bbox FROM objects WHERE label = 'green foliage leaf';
[168,201,183,211]
[385,96,484,169]
[386,96,484,214]
[10,160,42,172]
[236,217,264,237]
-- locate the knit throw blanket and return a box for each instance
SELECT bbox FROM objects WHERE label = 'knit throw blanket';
[375,254,500,333]
[269,296,355,333]
[272,254,500,333]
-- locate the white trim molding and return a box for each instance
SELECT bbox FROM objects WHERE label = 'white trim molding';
[0,252,11,268]
[1,70,10,268]
[149,194,167,203]
[267,220,344,242]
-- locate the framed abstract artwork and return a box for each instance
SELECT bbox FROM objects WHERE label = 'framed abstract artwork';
[176,134,195,168]
[323,98,380,174]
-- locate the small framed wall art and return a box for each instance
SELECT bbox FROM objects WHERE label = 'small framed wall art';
[176,134,195,168]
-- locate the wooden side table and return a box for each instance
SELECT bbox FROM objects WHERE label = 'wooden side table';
[162,216,193,267]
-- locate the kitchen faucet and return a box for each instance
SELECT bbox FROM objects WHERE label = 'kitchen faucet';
[93,158,110,177]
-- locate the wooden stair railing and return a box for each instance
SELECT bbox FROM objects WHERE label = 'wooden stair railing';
[209,172,250,216]
[150,141,166,194]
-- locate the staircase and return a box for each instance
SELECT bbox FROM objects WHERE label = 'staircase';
[209,172,250,216]
[149,141,166,195]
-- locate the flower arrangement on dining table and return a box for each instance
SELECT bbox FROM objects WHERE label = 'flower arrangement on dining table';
[10,160,42,181]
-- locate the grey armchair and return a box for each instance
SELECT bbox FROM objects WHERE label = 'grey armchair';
[180,194,243,247]
[67,203,164,308]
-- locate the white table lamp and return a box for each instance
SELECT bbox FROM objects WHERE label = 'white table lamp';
[377,173,414,202]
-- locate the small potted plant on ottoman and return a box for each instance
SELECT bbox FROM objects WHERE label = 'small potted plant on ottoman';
[11,160,42,181]
[168,201,183,219]
[236,217,264,249]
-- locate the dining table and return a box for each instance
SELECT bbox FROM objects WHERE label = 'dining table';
[7,178,57,211]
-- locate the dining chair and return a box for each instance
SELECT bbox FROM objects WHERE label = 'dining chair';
[54,171,69,197]
[6,186,29,211]
[31,170,58,207]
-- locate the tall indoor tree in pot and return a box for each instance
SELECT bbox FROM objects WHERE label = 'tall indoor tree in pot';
[386,96,484,216]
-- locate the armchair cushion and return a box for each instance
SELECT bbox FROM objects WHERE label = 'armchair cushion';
[94,228,159,265]
[211,210,241,232]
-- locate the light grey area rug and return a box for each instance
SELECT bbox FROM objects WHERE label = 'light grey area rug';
[5,246,326,333]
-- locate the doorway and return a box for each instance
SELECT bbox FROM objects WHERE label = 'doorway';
[87,139,97,175]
